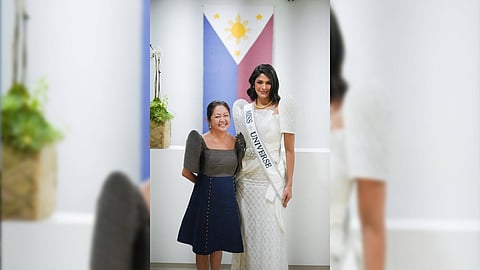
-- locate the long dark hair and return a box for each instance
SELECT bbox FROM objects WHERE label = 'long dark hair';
[330,9,348,103]
[246,64,281,104]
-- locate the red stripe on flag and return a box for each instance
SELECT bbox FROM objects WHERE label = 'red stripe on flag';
[237,15,274,101]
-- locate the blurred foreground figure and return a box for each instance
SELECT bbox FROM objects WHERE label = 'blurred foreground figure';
[90,172,150,270]
[330,8,391,270]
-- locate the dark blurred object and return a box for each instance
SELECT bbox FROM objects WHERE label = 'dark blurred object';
[330,9,348,103]
[90,172,150,270]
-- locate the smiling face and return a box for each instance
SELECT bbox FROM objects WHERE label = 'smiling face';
[254,73,272,101]
[208,105,231,132]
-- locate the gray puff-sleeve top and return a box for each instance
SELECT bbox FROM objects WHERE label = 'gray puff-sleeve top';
[183,130,245,177]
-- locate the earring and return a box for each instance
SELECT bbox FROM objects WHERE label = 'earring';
[209,124,211,129]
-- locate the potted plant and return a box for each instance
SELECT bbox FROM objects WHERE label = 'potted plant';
[150,44,173,149]
[1,1,63,220]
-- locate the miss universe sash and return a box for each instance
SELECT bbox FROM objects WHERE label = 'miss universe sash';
[243,102,286,202]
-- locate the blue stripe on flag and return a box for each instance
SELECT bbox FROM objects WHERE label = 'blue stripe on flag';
[203,15,238,135]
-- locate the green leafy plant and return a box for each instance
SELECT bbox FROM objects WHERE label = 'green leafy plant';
[150,96,174,123]
[1,79,63,152]
[150,44,173,123]
[2,1,62,153]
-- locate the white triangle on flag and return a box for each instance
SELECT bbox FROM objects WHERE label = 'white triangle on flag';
[204,5,273,65]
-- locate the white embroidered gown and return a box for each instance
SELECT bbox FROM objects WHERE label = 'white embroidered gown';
[231,97,295,270]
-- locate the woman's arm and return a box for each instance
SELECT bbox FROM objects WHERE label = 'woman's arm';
[182,168,196,183]
[139,181,150,211]
[357,178,386,270]
[282,133,295,207]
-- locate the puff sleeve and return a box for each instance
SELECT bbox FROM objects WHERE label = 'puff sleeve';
[183,130,203,174]
[233,99,248,136]
[279,96,296,134]
[343,83,391,182]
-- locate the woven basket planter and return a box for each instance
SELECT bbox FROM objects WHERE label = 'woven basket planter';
[150,119,171,149]
[2,143,57,220]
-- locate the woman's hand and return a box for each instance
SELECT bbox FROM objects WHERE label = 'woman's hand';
[282,185,292,208]
[181,168,197,183]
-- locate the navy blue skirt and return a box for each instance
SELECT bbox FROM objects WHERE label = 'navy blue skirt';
[177,174,243,255]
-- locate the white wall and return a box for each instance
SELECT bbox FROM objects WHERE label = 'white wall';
[332,0,480,221]
[150,0,329,149]
[1,0,143,214]
[2,1,144,269]
[150,0,330,265]
[332,1,480,269]
[351,220,480,270]
[3,213,94,270]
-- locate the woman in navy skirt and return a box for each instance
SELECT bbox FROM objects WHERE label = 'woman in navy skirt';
[177,100,245,270]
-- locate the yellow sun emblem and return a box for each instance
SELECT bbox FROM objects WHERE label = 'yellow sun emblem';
[225,14,251,45]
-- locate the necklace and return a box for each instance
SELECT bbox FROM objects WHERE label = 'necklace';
[255,100,273,109]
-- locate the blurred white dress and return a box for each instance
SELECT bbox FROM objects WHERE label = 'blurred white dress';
[330,83,391,270]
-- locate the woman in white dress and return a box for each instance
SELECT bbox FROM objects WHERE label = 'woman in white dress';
[330,9,390,270]
[231,64,295,270]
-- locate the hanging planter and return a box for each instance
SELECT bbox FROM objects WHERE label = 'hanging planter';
[150,96,173,148]
[2,82,63,220]
[2,142,57,220]
[150,45,173,149]
[1,1,63,220]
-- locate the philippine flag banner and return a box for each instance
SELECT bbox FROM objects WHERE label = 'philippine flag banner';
[203,5,274,133]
